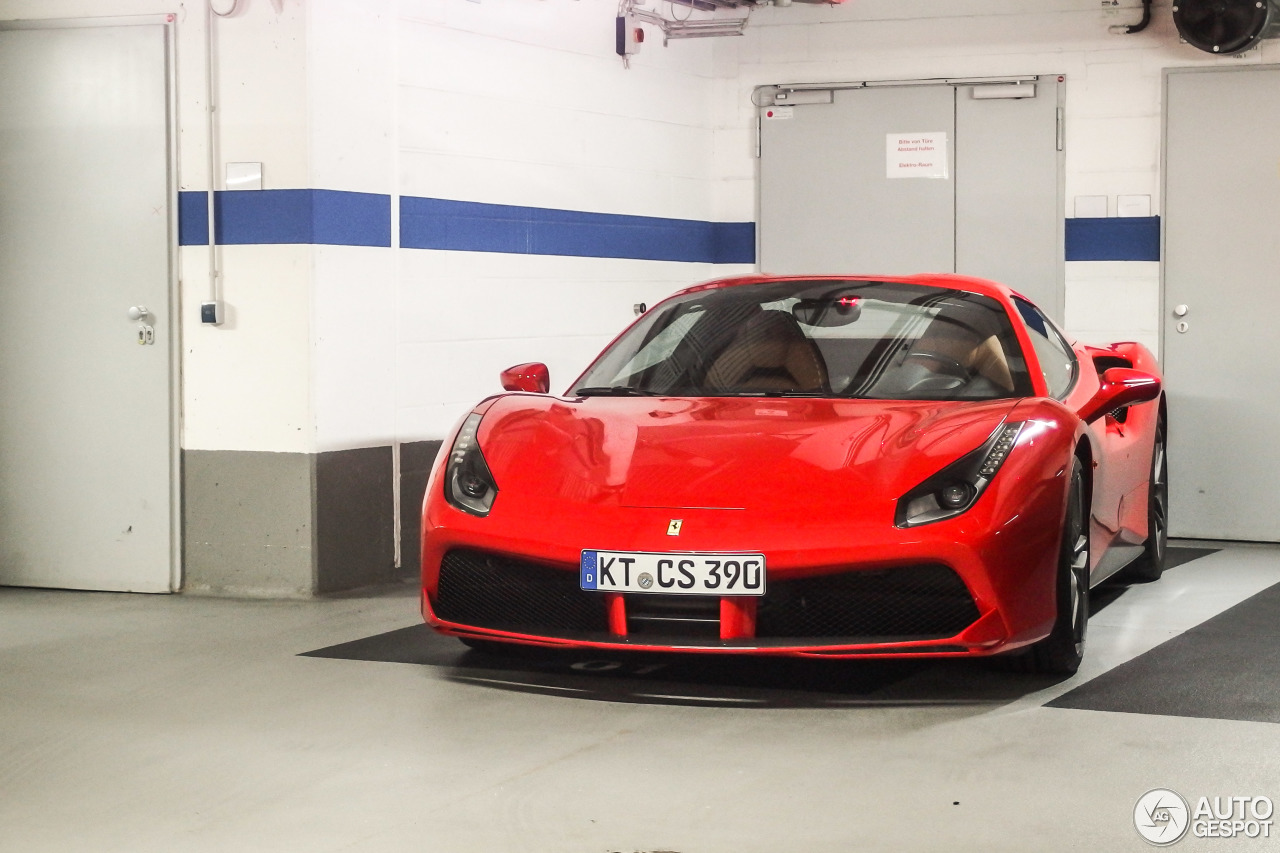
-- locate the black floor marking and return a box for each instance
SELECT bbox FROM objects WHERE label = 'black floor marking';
[302,624,460,667]
[303,548,1221,710]
[1050,580,1280,725]
[302,624,946,707]
[1163,547,1220,571]
[1089,547,1220,614]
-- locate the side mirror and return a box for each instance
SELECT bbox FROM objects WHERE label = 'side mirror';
[500,362,550,394]
[1078,367,1161,424]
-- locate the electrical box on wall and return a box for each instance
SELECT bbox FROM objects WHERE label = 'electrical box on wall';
[616,14,644,56]
[201,300,223,326]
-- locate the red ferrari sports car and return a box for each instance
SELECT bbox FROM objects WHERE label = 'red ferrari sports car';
[420,274,1166,674]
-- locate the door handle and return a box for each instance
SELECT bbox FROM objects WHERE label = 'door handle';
[128,305,150,321]
[1173,304,1190,333]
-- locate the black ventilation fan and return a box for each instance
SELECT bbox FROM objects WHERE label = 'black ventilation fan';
[1173,0,1280,54]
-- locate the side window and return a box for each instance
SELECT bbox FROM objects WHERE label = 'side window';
[1013,298,1077,399]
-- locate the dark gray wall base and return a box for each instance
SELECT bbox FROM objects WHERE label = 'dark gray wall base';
[316,445,396,593]
[399,440,443,578]
[183,450,316,598]
[183,445,404,598]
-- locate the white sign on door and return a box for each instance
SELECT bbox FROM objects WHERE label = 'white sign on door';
[886,132,949,179]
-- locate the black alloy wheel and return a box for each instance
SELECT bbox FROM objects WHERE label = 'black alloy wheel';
[1122,415,1168,583]
[1025,457,1090,676]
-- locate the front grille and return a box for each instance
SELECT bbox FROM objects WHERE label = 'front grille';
[434,549,608,635]
[626,594,720,638]
[434,550,977,648]
[755,564,979,641]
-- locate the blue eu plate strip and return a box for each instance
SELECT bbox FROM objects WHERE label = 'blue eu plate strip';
[580,551,599,591]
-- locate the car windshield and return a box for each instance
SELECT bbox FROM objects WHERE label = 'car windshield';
[572,279,1035,400]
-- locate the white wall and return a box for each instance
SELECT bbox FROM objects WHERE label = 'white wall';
[307,0,397,451]
[186,0,314,453]
[0,0,318,454]
[713,0,1280,354]
[312,0,749,448]
[0,0,750,456]
[7,0,1260,455]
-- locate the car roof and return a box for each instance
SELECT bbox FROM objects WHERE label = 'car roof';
[672,273,1024,305]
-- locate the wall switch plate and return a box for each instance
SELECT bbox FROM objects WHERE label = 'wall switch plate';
[1117,194,1152,218]
[201,301,223,325]
[225,162,262,191]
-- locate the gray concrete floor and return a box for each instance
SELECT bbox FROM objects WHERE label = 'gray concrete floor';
[2,545,1279,852]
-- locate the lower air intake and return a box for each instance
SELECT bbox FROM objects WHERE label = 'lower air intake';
[434,549,609,635]
[756,564,979,641]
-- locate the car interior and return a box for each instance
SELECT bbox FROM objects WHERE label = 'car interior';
[607,287,1032,400]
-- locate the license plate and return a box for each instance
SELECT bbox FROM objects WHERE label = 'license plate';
[580,550,766,596]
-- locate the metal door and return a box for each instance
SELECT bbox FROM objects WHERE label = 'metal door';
[760,85,956,275]
[954,82,1064,320]
[0,23,176,591]
[759,78,1064,322]
[1163,66,1280,541]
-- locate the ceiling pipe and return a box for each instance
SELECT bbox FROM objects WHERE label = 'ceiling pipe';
[1110,0,1153,34]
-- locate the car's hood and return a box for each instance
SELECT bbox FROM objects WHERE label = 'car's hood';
[476,395,1021,513]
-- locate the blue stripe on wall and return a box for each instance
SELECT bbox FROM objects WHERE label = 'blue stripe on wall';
[400,196,756,265]
[1065,216,1160,262]
[178,189,392,247]
[177,192,1155,265]
[178,191,210,246]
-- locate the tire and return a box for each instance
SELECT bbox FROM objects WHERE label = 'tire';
[1122,414,1168,583]
[1024,458,1090,676]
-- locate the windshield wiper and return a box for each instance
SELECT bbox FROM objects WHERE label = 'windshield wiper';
[724,390,828,398]
[574,387,830,398]
[572,386,661,397]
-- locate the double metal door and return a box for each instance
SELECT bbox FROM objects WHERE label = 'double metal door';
[759,77,1064,321]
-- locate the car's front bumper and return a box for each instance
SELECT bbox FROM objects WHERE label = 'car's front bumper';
[421,491,1066,660]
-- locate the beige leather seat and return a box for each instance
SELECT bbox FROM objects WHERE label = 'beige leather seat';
[705,310,828,392]
[910,326,1015,392]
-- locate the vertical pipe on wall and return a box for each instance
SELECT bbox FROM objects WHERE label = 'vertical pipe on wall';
[205,2,221,303]
[166,18,184,593]
[390,10,403,572]
[392,442,401,568]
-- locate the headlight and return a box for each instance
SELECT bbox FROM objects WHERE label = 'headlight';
[444,413,498,517]
[895,421,1023,528]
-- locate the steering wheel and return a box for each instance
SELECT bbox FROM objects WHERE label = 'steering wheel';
[903,350,971,381]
